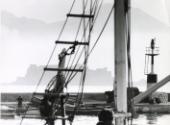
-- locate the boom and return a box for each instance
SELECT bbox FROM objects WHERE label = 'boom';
[133,75,170,104]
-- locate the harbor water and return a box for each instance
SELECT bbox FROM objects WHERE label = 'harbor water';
[0,113,170,125]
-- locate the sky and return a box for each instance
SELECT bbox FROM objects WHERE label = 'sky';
[0,0,170,92]
[0,0,170,23]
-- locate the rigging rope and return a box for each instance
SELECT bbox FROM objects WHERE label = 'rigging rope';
[67,1,117,121]
[34,0,77,92]
[64,0,99,80]
[58,1,115,114]
[43,0,97,96]
[43,1,98,121]
[41,0,94,122]
[19,1,77,125]
[125,1,135,125]
[88,0,113,55]
[20,0,133,124]
[68,0,92,121]
[64,0,103,85]
[64,0,89,79]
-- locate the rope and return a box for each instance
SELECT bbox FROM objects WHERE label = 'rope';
[64,0,100,84]
[48,0,90,90]
[68,0,91,121]
[88,0,113,56]
[19,1,77,125]
[64,0,89,79]
[34,0,76,92]
[74,0,90,116]
[64,0,101,83]
[63,0,113,120]
[64,3,114,118]
[64,0,104,85]
[125,1,135,125]
[21,0,125,124]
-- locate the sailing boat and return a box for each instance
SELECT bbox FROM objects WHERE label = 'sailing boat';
[20,0,133,125]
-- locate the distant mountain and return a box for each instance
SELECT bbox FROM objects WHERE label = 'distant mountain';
[2,64,170,92]
[1,64,151,91]
[1,5,170,39]
[1,10,61,37]
[131,8,170,33]
[2,64,113,86]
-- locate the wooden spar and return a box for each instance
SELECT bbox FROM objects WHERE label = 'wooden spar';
[133,75,170,104]
[114,0,129,125]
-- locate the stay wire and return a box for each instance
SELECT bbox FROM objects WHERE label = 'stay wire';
[45,0,91,116]
[64,0,99,80]
[88,0,113,57]
[44,0,91,98]
[64,3,103,119]
[34,0,76,92]
[64,0,100,83]
[54,0,93,107]
[69,0,91,121]
[64,0,89,79]
[45,46,74,91]
[65,0,103,85]
[64,3,114,109]
[52,0,110,120]
[35,0,107,122]
[66,1,114,118]
[126,1,135,124]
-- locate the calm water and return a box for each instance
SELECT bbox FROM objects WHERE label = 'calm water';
[0,114,170,125]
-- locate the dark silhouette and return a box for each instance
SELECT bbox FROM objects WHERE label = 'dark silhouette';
[40,90,53,118]
[17,96,23,107]
[16,96,23,116]
[97,109,114,125]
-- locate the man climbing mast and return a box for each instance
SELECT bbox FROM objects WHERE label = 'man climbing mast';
[52,48,67,93]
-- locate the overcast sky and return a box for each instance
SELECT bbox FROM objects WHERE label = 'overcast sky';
[0,0,170,92]
[0,0,170,23]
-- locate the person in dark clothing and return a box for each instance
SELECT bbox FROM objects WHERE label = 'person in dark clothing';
[96,109,114,125]
[16,96,23,115]
[17,96,23,107]
[40,91,53,118]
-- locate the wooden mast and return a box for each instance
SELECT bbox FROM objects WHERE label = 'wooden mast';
[114,0,129,125]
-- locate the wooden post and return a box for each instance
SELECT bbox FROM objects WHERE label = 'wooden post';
[114,0,128,125]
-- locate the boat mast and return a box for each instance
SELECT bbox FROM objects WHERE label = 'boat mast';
[114,0,130,125]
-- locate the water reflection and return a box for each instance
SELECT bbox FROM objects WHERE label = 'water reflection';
[0,113,170,125]
[146,113,157,124]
